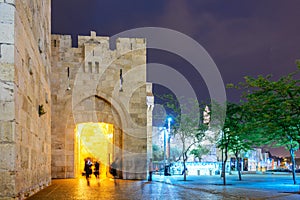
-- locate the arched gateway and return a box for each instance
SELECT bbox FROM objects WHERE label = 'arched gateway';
[50,31,154,180]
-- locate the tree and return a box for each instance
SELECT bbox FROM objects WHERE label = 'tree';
[190,146,210,162]
[152,144,164,162]
[217,128,229,185]
[157,94,208,181]
[170,146,181,162]
[230,66,300,184]
[217,102,257,184]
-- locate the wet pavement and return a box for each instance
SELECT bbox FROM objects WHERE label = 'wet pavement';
[27,174,300,200]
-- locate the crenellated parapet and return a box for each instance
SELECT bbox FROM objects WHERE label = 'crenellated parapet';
[51,31,146,75]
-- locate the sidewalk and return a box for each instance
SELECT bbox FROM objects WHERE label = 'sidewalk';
[27,174,300,200]
[154,174,300,199]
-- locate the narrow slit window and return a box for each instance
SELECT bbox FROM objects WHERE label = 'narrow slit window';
[88,62,92,73]
[95,62,99,73]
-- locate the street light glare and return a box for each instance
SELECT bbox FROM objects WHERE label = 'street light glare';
[167,117,172,122]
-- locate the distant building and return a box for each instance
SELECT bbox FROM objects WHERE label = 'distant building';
[152,126,291,174]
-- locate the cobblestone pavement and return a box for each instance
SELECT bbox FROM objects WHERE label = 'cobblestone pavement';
[27,174,300,200]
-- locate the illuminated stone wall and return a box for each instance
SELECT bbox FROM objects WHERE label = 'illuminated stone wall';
[51,31,152,179]
[0,0,51,199]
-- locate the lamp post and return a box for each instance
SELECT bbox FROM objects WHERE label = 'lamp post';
[221,130,224,178]
[163,127,166,175]
[167,117,172,164]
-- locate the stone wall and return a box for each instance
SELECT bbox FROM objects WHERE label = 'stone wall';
[51,31,152,179]
[146,83,154,161]
[0,1,16,199]
[0,0,51,199]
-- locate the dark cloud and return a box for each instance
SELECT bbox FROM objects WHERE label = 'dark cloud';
[52,0,300,103]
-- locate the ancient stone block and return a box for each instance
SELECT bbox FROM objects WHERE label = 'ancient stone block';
[0,171,16,198]
[0,80,14,101]
[0,121,14,142]
[0,23,14,44]
[0,100,15,121]
[0,3,14,24]
[0,63,15,81]
[0,44,14,63]
[0,143,15,169]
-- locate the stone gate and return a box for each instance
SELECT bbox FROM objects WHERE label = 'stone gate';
[51,31,153,180]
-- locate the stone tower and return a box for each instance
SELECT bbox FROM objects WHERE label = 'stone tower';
[51,31,153,180]
[0,0,52,199]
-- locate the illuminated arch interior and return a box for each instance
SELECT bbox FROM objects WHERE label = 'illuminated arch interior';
[75,122,114,178]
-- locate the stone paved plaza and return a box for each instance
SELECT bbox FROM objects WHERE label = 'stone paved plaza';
[27,174,300,200]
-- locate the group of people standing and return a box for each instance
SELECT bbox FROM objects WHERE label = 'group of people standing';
[84,158,100,185]
[84,157,120,186]
[84,157,155,185]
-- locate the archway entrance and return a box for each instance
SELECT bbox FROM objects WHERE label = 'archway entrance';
[75,122,114,178]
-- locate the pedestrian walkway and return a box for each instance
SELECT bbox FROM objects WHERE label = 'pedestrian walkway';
[27,174,300,200]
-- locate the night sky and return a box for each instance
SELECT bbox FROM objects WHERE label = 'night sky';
[52,0,300,102]
[51,0,300,157]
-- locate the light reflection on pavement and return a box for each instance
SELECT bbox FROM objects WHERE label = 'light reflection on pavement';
[27,174,300,200]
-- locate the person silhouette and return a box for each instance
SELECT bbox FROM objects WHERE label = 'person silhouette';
[148,158,153,181]
[94,161,100,179]
[110,158,119,185]
[84,158,93,186]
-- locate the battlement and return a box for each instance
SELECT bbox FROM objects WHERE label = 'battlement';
[51,34,72,49]
[78,31,110,48]
[51,31,146,75]
[51,31,146,51]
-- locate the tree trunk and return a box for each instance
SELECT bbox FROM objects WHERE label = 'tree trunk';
[235,153,242,181]
[289,148,297,184]
[222,146,228,185]
[182,142,188,181]
[183,161,187,181]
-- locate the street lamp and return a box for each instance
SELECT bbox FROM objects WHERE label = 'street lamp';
[159,127,167,176]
